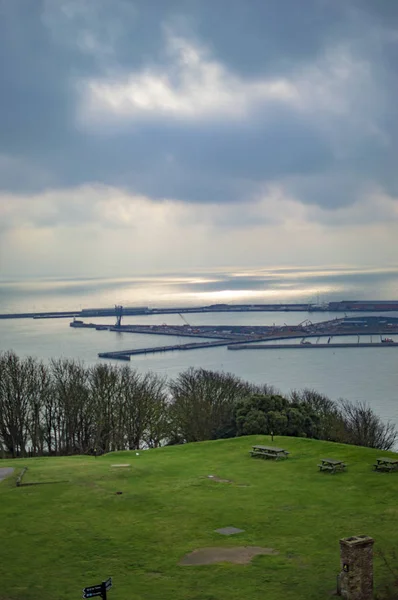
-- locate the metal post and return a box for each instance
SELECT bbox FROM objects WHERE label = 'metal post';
[101,582,107,600]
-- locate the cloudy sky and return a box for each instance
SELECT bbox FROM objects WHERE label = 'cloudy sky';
[0,0,397,278]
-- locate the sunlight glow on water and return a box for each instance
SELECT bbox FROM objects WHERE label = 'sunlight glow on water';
[1,264,398,313]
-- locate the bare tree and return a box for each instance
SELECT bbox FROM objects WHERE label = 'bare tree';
[27,360,52,456]
[142,373,169,448]
[169,368,249,442]
[89,363,120,453]
[0,352,34,457]
[339,399,397,450]
[50,358,91,454]
[119,366,149,450]
[289,388,346,441]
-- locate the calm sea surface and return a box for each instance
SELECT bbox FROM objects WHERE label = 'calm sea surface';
[1,266,398,428]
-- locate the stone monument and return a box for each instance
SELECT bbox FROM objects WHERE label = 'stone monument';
[338,535,374,600]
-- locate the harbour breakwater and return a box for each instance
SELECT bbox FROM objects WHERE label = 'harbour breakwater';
[69,316,398,360]
[3,299,398,320]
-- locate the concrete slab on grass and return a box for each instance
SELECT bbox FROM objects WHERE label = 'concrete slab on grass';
[215,527,245,536]
[111,464,131,468]
[0,468,14,483]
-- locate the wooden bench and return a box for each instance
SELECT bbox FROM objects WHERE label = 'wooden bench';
[318,459,347,474]
[373,457,398,472]
[251,451,284,459]
[317,464,334,471]
[250,445,289,460]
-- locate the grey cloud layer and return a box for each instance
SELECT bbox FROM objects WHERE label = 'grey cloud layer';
[0,0,397,214]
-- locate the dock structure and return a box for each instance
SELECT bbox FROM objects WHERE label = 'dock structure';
[67,315,398,361]
[72,321,243,340]
[98,340,233,361]
[70,318,398,340]
[99,339,398,361]
[4,300,398,320]
[228,342,398,351]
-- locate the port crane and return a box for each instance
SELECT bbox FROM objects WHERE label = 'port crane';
[178,313,200,333]
[298,319,313,328]
[115,305,123,327]
[178,313,191,326]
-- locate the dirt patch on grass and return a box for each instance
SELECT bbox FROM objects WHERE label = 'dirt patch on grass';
[180,546,278,565]
[384,507,398,515]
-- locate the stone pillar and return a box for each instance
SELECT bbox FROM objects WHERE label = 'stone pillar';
[339,535,374,600]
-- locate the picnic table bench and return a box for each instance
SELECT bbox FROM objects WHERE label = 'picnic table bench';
[318,458,347,473]
[250,445,289,460]
[373,457,398,472]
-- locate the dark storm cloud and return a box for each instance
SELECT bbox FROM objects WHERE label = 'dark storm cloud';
[0,0,397,212]
[185,0,350,77]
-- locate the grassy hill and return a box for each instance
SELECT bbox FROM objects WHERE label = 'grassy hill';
[0,436,397,600]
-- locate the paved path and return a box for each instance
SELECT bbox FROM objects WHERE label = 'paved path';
[0,467,14,483]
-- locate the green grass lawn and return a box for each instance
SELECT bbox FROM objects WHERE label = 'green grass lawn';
[1,436,397,600]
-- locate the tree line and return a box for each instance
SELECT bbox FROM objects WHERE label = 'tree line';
[0,350,396,458]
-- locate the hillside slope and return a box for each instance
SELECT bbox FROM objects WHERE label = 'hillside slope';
[0,436,397,600]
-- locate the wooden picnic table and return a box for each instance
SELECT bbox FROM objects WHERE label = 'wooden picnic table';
[250,445,289,460]
[318,458,347,473]
[373,457,398,472]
